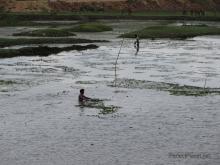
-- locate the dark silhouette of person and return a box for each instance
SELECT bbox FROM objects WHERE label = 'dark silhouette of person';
[78,89,90,103]
[134,34,140,54]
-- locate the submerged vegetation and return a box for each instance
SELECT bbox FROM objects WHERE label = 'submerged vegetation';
[66,23,113,32]
[112,79,220,96]
[0,38,106,48]
[120,25,220,39]
[77,99,119,115]
[0,80,17,92]
[0,45,98,58]
[13,28,76,37]
[0,80,16,86]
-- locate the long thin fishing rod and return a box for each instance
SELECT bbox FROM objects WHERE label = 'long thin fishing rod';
[114,38,124,87]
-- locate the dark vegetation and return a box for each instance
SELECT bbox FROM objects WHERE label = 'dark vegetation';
[0,38,107,48]
[0,80,16,85]
[13,28,76,37]
[113,79,220,96]
[12,23,112,37]
[65,23,113,32]
[76,100,119,115]
[120,25,220,39]
[0,12,220,28]
[0,44,98,58]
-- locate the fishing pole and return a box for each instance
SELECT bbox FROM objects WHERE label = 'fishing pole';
[114,37,124,87]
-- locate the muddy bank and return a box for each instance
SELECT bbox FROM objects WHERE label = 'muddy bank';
[0,44,98,58]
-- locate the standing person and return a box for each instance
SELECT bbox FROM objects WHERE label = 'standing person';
[134,34,140,54]
[78,89,91,103]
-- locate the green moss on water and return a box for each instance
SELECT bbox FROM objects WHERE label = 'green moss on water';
[120,25,220,39]
[0,80,15,85]
[66,23,113,32]
[99,106,118,115]
[13,28,75,37]
[0,80,17,92]
[77,99,119,115]
[112,79,220,96]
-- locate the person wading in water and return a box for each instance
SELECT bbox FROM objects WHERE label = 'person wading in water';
[78,89,91,103]
[134,34,140,55]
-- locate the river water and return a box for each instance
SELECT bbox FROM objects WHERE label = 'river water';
[0,20,220,165]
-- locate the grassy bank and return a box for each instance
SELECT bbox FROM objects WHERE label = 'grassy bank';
[0,11,220,27]
[13,23,112,37]
[0,44,98,58]
[120,25,220,39]
[13,28,76,37]
[0,38,107,48]
[66,23,113,32]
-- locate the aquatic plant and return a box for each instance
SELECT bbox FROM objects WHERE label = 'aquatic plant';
[0,80,15,85]
[76,99,119,115]
[0,80,17,92]
[111,79,220,96]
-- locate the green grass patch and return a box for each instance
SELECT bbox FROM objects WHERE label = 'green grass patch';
[0,37,107,48]
[13,28,75,37]
[120,25,220,39]
[66,23,113,32]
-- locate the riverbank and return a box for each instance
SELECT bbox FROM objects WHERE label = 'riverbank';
[0,12,220,27]
[121,25,220,39]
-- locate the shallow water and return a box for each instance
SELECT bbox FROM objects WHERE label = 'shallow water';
[0,20,220,165]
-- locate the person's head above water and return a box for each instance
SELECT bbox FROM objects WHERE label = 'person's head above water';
[80,89,84,94]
